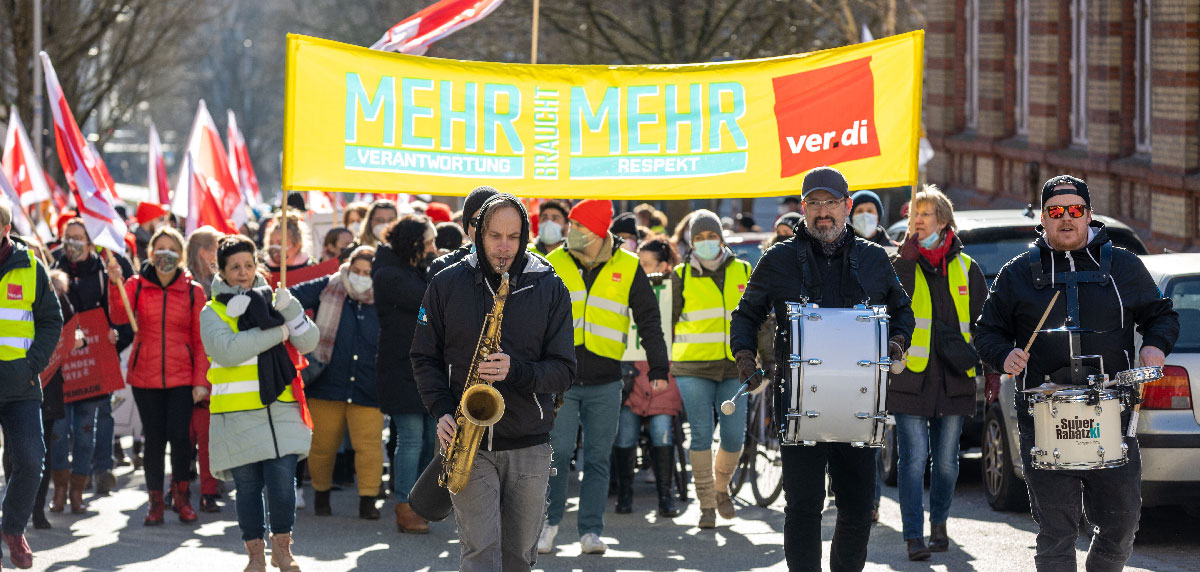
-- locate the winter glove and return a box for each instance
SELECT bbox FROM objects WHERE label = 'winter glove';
[888,335,907,374]
[734,349,761,391]
[273,286,293,312]
[985,372,1001,406]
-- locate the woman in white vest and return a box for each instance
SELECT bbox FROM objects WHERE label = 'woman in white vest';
[669,210,752,529]
[887,186,987,561]
[200,235,319,572]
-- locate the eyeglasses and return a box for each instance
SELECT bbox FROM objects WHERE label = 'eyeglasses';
[802,198,844,211]
[1044,204,1089,219]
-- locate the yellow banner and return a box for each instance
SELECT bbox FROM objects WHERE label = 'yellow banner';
[283,31,923,198]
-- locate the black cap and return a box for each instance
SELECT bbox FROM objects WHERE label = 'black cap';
[774,212,802,230]
[463,186,499,227]
[1041,175,1090,208]
[610,212,638,237]
[801,166,850,199]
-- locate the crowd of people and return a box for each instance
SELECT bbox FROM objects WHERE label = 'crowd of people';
[0,167,1181,572]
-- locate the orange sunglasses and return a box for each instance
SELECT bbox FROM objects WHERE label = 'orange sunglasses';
[1045,204,1089,219]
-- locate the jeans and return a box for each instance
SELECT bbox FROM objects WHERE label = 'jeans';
[132,387,194,492]
[546,381,622,535]
[231,454,299,542]
[0,400,45,538]
[452,443,552,572]
[782,442,876,572]
[675,375,746,452]
[1018,424,1141,572]
[895,413,964,540]
[91,395,114,473]
[391,413,437,503]
[615,407,673,448]
[49,398,101,474]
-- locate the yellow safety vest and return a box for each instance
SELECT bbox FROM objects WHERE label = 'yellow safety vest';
[908,252,975,376]
[206,299,295,414]
[0,254,38,361]
[547,246,638,360]
[672,259,751,362]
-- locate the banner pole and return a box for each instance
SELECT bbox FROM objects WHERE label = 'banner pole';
[530,0,540,65]
[280,190,289,288]
[104,249,138,332]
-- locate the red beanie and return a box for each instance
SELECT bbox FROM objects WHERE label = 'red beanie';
[569,199,613,237]
[425,201,452,224]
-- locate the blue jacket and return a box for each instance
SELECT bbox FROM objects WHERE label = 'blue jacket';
[290,275,380,408]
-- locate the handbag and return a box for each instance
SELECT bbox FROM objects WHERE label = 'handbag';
[932,319,980,373]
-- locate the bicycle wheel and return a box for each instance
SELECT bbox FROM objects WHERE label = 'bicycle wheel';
[752,436,784,507]
[730,436,754,497]
[674,442,690,502]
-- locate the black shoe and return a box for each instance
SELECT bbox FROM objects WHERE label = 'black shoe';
[32,510,51,530]
[314,490,332,516]
[200,494,221,513]
[359,496,381,520]
[94,471,116,496]
[614,447,635,514]
[651,446,681,518]
[907,538,932,561]
[929,523,949,552]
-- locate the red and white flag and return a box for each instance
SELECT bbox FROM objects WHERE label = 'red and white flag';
[148,121,171,205]
[39,51,127,254]
[226,110,262,207]
[370,0,505,55]
[176,152,237,235]
[172,100,246,227]
[2,107,52,207]
[0,169,36,238]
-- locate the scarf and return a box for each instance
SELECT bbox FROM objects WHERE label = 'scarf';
[215,285,297,409]
[917,228,955,274]
[313,265,375,363]
[820,227,852,258]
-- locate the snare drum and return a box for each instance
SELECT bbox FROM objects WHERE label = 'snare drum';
[774,303,890,447]
[1029,389,1127,470]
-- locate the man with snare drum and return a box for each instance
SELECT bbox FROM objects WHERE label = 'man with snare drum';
[730,166,914,572]
[974,175,1178,572]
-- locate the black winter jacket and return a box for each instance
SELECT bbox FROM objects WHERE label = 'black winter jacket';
[0,238,64,404]
[410,251,576,450]
[52,251,134,353]
[372,243,430,415]
[730,224,915,367]
[427,243,471,279]
[975,223,1178,423]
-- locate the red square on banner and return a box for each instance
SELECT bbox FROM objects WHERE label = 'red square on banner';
[772,57,881,178]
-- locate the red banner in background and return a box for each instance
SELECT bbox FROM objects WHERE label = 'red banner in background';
[269,258,339,289]
[41,314,77,384]
[57,308,124,403]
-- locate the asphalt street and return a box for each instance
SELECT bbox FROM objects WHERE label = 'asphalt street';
[10,456,1199,571]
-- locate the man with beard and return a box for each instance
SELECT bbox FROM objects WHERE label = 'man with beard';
[729,166,914,572]
[974,175,1178,571]
[411,194,575,572]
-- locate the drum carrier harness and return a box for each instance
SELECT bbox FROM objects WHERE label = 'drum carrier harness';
[1027,241,1113,391]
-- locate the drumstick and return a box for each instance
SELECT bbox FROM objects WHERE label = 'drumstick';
[1128,383,1148,438]
[1023,291,1061,354]
[721,369,765,415]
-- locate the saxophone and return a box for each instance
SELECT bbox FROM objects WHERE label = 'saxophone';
[440,270,510,494]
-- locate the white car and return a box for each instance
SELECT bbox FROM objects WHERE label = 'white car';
[981,252,1200,512]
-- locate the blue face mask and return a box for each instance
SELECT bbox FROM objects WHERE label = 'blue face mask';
[693,239,722,260]
[919,230,940,249]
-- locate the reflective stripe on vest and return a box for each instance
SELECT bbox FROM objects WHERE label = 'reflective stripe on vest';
[672,259,750,362]
[205,299,295,414]
[908,253,975,376]
[547,246,638,360]
[0,255,38,361]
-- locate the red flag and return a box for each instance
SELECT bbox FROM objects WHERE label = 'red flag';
[370,0,505,55]
[3,107,52,207]
[226,110,262,206]
[39,51,127,255]
[148,121,171,205]
[172,100,245,226]
[177,152,237,235]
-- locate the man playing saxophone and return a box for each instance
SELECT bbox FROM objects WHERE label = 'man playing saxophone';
[411,193,576,572]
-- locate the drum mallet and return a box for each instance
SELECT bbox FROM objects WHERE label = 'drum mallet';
[721,369,765,415]
[1023,291,1061,354]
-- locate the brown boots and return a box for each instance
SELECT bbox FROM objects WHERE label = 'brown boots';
[68,473,90,514]
[50,470,68,513]
[690,450,717,528]
[270,533,302,571]
[243,539,267,572]
[394,502,429,534]
[712,448,742,520]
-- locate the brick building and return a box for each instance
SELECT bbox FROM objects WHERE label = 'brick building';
[924,0,1200,252]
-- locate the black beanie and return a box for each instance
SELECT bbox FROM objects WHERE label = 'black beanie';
[610,212,638,237]
[463,186,500,227]
[1041,175,1090,208]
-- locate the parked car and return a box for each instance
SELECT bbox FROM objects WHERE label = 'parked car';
[724,231,772,268]
[879,208,1150,486]
[981,252,1200,512]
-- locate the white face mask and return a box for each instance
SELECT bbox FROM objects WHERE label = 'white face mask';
[372,223,390,241]
[538,220,563,245]
[346,273,373,293]
[852,212,878,237]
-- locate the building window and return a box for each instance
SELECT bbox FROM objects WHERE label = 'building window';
[1015,0,1030,136]
[965,0,979,130]
[1070,0,1088,145]
[1134,0,1152,153]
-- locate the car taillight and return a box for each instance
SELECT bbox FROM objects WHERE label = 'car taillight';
[1141,365,1192,410]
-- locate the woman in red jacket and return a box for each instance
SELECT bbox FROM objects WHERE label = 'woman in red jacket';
[107,226,208,525]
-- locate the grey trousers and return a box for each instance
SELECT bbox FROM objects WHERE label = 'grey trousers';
[451,443,553,572]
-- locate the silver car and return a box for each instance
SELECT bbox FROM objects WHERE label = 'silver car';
[982,252,1200,512]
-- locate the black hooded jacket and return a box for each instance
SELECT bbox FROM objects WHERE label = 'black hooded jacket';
[410,195,576,450]
[974,222,1179,422]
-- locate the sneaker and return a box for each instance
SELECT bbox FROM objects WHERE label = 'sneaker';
[294,486,306,510]
[579,533,607,555]
[537,523,558,554]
